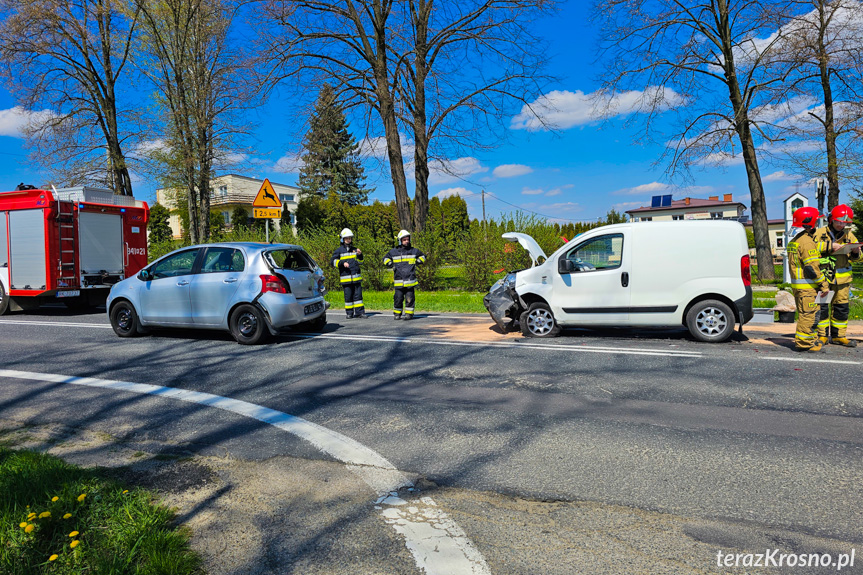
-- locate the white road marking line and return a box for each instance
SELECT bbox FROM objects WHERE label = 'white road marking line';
[758,356,861,365]
[0,319,113,329]
[0,319,703,357]
[0,368,491,575]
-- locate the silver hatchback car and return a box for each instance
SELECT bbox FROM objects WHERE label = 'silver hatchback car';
[107,242,328,344]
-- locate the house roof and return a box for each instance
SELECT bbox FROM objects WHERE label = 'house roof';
[625,198,745,214]
[743,219,785,227]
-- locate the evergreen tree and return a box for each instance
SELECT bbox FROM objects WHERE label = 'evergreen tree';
[298,84,372,206]
[147,203,173,247]
[231,206,249,229]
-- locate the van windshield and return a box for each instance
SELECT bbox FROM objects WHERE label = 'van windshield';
[266,249,316,272]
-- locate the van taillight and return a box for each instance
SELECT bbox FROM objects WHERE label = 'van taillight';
[260,274,289,294]
[740,255,751,287]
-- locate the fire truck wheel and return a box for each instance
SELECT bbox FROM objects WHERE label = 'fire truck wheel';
[230,304,270,345]
[0,283,8,316]
[110,301,141,338]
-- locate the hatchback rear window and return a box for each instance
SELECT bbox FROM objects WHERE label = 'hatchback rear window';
[266,249,315,271]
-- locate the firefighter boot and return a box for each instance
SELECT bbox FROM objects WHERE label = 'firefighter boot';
[819,336,829,346]
[832,337,858,347]
[807,342,825,352]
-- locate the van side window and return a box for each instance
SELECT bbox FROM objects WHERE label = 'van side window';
[566,234,623,271]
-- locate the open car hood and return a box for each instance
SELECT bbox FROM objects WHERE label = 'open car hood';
[502,232,547,267]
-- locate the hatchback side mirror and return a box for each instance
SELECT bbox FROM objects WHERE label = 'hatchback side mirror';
[139,269,152,281]
[558,259,575,274]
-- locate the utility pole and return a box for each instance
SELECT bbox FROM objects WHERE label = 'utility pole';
[481,190,486,223]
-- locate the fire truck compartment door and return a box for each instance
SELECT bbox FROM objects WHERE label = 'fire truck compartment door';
[9,209,46,290]
[79,212,124,274]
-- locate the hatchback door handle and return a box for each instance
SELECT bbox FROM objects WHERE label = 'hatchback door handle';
[621,272,629,287]
[177,280,189,286]
[223,278,238,283]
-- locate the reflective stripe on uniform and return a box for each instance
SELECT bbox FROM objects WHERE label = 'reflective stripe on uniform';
[339,253,358,260]
[404,307,414,314]
[796,331,817,339]
[383,258,393,265]
[790,278,823,288]
[804,255,821,264]
[417,255,426,263]
[403,280,418,287]
[394,280,404,287]
[340,274,362,283]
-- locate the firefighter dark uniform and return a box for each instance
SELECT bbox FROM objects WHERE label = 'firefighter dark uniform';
[788,213,829,351]
[814,205,860,345]
[332,229,365,318]
[383,231,426,320]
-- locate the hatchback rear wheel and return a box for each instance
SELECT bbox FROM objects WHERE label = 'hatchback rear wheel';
[230,304,269,345]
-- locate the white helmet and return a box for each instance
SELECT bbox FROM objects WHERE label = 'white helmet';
[340,228,353,239]
[397,229,411,241]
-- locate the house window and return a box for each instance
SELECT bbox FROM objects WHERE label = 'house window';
[791,198,803,211]
[710,211,723,219]
[672,215,683,221]
[640,217,652,222]
[776,231,783,248]
[222,211,231,224]
[218,186,228,197]
[279,193,295,203]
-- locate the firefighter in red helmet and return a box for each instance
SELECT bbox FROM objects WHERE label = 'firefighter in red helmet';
[788,207,830,352]
[814,204,860,346]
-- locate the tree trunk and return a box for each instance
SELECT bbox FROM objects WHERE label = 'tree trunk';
[411,0,430,233]
[816,3,840,210]
[718,0,774,281]
[374,70,411,230]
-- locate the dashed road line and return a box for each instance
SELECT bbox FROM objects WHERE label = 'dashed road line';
[0,368,491,575]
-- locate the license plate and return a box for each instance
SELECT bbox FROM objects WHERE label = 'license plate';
[56,290,80,298]
[304,302,323,315]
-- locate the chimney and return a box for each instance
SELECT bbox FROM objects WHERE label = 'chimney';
[723,193,733,202]
[684,197,690,205]
[709,196,719,201]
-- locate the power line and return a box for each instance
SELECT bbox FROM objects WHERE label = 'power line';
[483,191,580,223]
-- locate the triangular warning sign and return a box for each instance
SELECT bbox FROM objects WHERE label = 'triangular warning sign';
[253,178,281,208]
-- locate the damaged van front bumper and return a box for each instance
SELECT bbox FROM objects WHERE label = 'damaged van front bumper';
[484,275,521,330]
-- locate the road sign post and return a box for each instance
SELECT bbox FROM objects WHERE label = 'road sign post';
[252,179,282,242]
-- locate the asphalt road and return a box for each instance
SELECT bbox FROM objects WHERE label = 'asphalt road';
[1,307,862,573]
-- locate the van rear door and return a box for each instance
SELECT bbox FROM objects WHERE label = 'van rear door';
[551,229,631,325]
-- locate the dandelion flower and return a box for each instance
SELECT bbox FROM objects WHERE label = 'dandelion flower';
[123,490,128,494]
[69,531,79,537]
[77,494,86,502]
[69,540,79,549]
[39,511,51,518]
[52,496,59,502]
[63,513,72,519]
[49,555,58,562]
[19,522,27,528]
[27,513,36,520]
[25,524,34,533]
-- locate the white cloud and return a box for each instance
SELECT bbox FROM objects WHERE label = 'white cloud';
[700,151,746,167]
[763,170,797,182]
[360,135,415,159]
[274,154,304,173]
[521,187,545,195]
[612,201,647,211]
[522,184,573,197]
[410,156,488,184]
[545,188,563,197]
[540,201,581,213]
[612,181,671,196]
[435,187,475,199]
[510,86,683,131]
[0,106,55,138]
[493,164,533,178]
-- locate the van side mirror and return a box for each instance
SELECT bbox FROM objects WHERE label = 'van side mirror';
[138,269,152,281]
[558,259,575,274]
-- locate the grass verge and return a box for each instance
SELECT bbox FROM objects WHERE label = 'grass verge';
[0,448,201,575]
[325,289,487,313]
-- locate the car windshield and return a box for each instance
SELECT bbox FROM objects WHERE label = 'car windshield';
[266,249,315,272]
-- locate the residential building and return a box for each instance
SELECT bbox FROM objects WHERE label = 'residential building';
[625,193,747,222]
[156,174,299,239]
[743,219,787,259]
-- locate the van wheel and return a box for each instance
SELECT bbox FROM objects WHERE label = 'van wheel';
[686,300,735,343]
[110,301,141,338]
[0,282,9,316]
[230,304,270,345]
[520,303,561,338]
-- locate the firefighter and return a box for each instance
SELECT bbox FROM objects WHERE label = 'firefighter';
[814,204,861,347]
[383,230,426,320]
[787,206,830,352]
[331,228,366,319]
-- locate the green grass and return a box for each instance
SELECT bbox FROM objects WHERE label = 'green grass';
[0,448,202,575]
[325,289,487,313]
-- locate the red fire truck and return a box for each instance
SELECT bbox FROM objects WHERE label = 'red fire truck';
[0,186,149,315]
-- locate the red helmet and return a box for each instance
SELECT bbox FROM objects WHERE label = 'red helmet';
[792,206,820,228]
[829,204,854,224]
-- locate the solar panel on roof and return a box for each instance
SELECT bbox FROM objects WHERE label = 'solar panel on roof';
[661,194,672,206]
[651,195,661,207]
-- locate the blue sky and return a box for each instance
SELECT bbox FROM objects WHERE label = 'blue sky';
[0,1,852,223]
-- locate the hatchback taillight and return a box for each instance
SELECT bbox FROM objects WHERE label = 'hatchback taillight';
[260,274,290,294]
[740,255,751,287]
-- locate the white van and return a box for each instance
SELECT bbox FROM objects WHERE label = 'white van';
[484,221,753,342]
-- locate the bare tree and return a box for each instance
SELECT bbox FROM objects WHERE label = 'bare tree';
[0,0,139,195]
[771,0,863,209]
[260,0,553,232]
[135,0,248,243]
[593,0,793,280]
